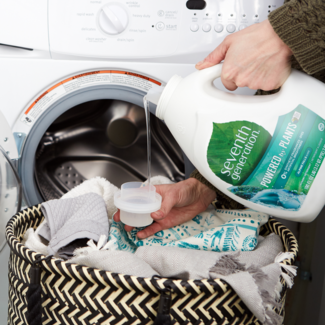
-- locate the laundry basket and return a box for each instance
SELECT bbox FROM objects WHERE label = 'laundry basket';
[6,205,298,325]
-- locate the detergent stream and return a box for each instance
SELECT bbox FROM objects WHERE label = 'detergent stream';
[143,97,151,189]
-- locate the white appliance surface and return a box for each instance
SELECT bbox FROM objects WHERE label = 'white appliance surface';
[0,60,196,128]
[0,0,284,61]
[0,0,284,323]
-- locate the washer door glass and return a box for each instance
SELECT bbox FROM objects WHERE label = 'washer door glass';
[0,147,22,251]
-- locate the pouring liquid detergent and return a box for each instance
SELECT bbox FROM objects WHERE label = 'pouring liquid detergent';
[146,64,325,222]
[113,96,162,227]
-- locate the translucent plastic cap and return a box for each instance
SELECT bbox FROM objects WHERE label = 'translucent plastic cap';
[114,182,162,227]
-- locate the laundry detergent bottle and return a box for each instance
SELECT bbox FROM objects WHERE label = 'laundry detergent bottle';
[146,64,325,222]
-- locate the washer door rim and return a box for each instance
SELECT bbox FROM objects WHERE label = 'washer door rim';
[20,84,147,206]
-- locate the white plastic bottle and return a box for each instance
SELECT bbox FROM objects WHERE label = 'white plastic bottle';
[146,64,325,222]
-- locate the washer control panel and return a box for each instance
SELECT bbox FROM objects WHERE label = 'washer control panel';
[98,3,129,35]
[48,0,284,60]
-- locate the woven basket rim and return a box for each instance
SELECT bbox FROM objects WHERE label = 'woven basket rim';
[6,204,299,291]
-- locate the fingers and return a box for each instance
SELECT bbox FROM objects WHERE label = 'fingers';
[151,192,177,221]
[136,222,163,239]
[152,179,202,219]
[124,225,134,232]
[195,40,229,70]
[151,184,179,220]
[114,210,134,231]
[195,20,292,91]
[113,210,120,222]
[221,74,238,91]
[196,38,239,91]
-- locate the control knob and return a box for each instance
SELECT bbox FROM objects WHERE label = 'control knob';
[98,4,129,35]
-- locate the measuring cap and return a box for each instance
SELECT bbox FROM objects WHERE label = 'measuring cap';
[114,182,162,227]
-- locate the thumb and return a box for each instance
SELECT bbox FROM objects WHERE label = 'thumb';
[196,40,229,70]
[151,193,177,221]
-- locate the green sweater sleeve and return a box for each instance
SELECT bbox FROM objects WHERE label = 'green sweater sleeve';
[268,0,325,75]
[190,169,245,210]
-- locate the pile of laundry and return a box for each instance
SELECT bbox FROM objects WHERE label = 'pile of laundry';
[23,176,296,325]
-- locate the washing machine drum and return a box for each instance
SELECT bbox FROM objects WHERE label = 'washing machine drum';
[33,99,185,202]
[14,80,186,207]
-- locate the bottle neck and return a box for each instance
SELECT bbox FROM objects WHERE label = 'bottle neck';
[156,75,182,120]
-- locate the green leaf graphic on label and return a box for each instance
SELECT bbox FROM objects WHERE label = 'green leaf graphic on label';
[207,121,272,186]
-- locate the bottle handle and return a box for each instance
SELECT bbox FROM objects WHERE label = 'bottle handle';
[198,63,299,95]
[198,63,223,83]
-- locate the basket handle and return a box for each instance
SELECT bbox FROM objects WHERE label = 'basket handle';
[152,276,173,324]
[27,265,42,325]
[27,256,52,325]
[153,290,172,325]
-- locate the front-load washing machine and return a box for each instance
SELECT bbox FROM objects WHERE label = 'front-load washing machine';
[0,0,284,322]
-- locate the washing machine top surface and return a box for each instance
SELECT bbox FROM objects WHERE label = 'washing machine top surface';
[0,0,284,61]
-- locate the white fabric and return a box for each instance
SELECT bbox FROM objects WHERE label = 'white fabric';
[69,236,157,278]
[216,263,282,324]
[135,233,283,280]
[237,233,285,267]
[135,245,216,279]
[22,227,48,256]
[61,175,173,219]
[142,176,175,186]
[62,176,119,219]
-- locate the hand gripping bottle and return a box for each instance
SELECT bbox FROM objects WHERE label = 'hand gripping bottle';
[146,64,325,222]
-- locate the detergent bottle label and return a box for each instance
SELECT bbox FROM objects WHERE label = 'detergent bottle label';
[207,105,325,211]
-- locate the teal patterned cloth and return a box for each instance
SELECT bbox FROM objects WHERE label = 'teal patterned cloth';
[108,208,269,253]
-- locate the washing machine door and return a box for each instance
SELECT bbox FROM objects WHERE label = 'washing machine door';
[0,112,22,251]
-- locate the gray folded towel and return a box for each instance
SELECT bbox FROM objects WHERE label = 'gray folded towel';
[39,193,109,255]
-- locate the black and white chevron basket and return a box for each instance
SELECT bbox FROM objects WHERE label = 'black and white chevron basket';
[6,205,298,325]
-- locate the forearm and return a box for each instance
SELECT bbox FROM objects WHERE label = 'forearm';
[190,170,245,210]
[269,0,325,74]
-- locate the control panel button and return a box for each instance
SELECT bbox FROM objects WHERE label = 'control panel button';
[98,4,129,35]
[214,24,224,33]
[156,22,165,31]
[190,23,199,32]
[157,10,164,17]
[186,0,206,10]
[202,23,211,32]
[239,24,247,30]
[226,24,236,33]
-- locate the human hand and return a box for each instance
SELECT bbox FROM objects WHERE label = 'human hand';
[196,19,293,91]
[113,178,216,239]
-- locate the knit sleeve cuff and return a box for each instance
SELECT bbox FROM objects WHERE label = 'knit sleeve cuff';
[268,1,325,75]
